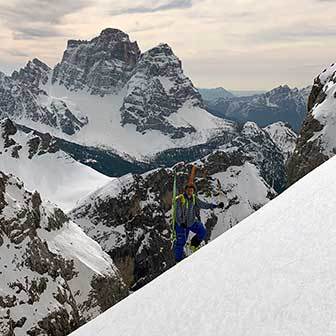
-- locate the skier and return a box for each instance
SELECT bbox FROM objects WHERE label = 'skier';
[173,183,224,262]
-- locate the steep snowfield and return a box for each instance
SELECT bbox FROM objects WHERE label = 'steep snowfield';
[263,121,297,161]
[19,82,231,159]
[0,120,110,211]
[208,162,273,239]
[71,155,336,336]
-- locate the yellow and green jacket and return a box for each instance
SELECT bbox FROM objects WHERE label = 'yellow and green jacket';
[175,192,216,227]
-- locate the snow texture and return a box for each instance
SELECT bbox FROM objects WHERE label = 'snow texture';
[310,64,336,156]
[71,155,336,336]
[0,120,110,211]
[263,121,297,162]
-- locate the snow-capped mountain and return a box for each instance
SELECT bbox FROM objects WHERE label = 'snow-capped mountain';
[206,85,308,132]
[52,28,140,95]
[0,59,88,136]
[287,63,336,185]
[0,28,232,160]
[70,151,336,336]
[0,171,127,336]
[69,121,283,291]
[263,122,297,162]
[0,118,111,211]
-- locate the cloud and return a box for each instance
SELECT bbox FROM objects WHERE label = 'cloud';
[249,26,336,44]
[109,0,194,15]
[13,27,65,40]
[6,49,30,57]
[0,0,92,39]
[129,21,174,33]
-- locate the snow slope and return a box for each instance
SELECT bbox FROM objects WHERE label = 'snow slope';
[71,155,336,336]
[0,119,110,211]
[263,121,297,162]
[21,82,231,159]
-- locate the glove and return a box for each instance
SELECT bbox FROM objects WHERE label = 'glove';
[217,202,224,209]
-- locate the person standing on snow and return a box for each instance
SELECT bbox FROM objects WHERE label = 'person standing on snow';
[174,183,224,262]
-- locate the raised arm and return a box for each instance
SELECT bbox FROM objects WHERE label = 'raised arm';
[196,197,217,210]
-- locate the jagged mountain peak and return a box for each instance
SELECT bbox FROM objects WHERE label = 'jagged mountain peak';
[52,28,141,94]
[0,28,230,157]
[99,27,132,40]
[11,57,51,95]
[139,42,183,74]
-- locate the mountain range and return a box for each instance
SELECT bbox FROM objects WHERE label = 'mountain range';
[1,26,336,336]
[204,85,310,132]
[0,29,232,162]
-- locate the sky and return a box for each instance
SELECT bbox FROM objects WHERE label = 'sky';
[0,0,335,90]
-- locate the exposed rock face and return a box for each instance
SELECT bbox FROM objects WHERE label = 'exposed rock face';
[263,121,297,163]
[0,59,88,136]
[121,43,202,137]
[0,118,58,160]
[206,85,308,132]
[11,58,50,96]
[287,63,336,185]
[70,121,283,291]
[52,28,141,95]
[0,171,128,336]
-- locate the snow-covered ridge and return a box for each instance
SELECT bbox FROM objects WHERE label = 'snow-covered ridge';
[319,62,336,84]
[263,121,297,162]
[310,63,336,156]
[71,154,336,336]
[0,118,111,211]
[0,171,127,336]
[287,62,336,185]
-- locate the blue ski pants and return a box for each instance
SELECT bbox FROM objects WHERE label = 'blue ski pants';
[174,221,207,262]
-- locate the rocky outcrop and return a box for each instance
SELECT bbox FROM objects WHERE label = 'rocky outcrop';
[11,58,50,96]
[263,121,297,163]
[52,28,141,95]
[287,63,336,185]
[0,118,58,159]
[70,121,282,291]
[0,171,128,336]
[121,43,202,137]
